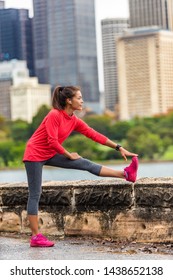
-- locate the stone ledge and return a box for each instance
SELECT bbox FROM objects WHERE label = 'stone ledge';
[0,178,173,242]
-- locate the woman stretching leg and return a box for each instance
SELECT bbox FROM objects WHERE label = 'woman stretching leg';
[23,86,138,247]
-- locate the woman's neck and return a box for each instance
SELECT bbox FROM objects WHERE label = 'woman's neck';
[64,107,74,116]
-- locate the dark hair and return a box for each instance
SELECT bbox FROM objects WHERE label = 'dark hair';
[52,85,81,109]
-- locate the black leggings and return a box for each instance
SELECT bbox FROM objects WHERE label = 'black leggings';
[24,154,102,215]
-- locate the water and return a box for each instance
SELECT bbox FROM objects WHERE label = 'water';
[0,161,173,183]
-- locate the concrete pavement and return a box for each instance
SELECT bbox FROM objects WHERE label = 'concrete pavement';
[0,234,173,260]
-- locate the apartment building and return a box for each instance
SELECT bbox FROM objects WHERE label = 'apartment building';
[117,29,173,120]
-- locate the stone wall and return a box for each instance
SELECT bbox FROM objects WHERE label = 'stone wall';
[0,178,173,242]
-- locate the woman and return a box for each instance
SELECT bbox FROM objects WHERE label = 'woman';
[23,85,138,247]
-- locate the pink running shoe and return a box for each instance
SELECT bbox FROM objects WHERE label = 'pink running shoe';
[30,233,55,247]
[124,156,138,182]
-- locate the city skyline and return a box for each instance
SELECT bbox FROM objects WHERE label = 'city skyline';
[2,0,129,91]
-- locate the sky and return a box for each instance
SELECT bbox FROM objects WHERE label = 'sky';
[3,0,129,91]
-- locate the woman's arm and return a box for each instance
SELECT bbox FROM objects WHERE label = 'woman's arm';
[75,118,138,161]
[105,139,138,161]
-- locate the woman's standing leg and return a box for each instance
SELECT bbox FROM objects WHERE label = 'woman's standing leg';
[24,161,43,236]
[24,161,54,247]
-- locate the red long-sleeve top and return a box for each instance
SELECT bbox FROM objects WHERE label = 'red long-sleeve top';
[23,109,108,161]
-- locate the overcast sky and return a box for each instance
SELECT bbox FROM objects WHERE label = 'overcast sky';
[3,0,129,91]
[3,0,129,18]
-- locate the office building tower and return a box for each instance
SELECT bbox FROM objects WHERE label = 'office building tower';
[117,28,173,120]
[33,0,100,108]
[101,18,129,112]
[0,7,34,76]
[32,0,49,84]
[129,0,173,31]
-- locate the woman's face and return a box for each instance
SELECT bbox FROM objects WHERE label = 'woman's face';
[70,90,84,111]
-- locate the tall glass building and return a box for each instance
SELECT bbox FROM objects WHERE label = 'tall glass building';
[0,7,34,76]
[33,0,100,105]
[129,0,173,31]
[32,0,49,84]
[101,18,129,112]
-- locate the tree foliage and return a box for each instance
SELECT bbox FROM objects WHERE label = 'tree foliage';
[0,109,173,166]
[29,105,51,135]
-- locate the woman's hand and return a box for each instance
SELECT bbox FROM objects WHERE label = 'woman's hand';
[119,147,138,161]
[68,152,81,160]
[63,149,81,160]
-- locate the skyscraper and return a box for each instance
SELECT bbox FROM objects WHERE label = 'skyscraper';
[33,0,100,107]
[0,7,34,76]
[101,18,129,112]
[32,0,49,84]
[117,29,173,120]
[129,0,173,31]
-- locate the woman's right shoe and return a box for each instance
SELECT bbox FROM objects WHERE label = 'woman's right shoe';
[124,156,138,183]
[30,233,55,247]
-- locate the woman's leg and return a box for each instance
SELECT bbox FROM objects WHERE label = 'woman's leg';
[27,215,39,236]
[24,161,44,236]
[96,157,138,182]
[99,165,125,178]
[46,154,138,182]
[24,161,55,247]
[46,154,124,178]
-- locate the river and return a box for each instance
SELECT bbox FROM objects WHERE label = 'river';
[0,161,173,183]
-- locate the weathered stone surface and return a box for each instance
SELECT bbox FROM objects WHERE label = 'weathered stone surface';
[110,209,173,242]
[64,212,108,237]
[0,184,28,208]
[135,178,173,207]
[74,185,132,211]
[73,179,131,211]
[21,211,64,236]
[0,211,21,232]
[40,189,72,212]
[1,178,173,242]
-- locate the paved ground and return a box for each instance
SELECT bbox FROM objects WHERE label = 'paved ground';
[0,233,173,260]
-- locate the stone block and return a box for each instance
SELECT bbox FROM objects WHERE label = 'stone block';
[74,179,132,211]
[40,188,72,210]
[0,211,21,232]
[21,210,64,236]
[1,185,28,207]
[135,178,173,207]
[110,209,173,242]
[64,212,109,237]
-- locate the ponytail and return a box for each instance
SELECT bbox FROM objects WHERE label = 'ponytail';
[52,85,81,109]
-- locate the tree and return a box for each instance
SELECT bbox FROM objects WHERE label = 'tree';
[83,115,113,137]
[0,141,14,166]
[109,121,132,141]
[29,105,51,135]
[10,120,30,142]
[0,115,6,130]
[126,126,163,159]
